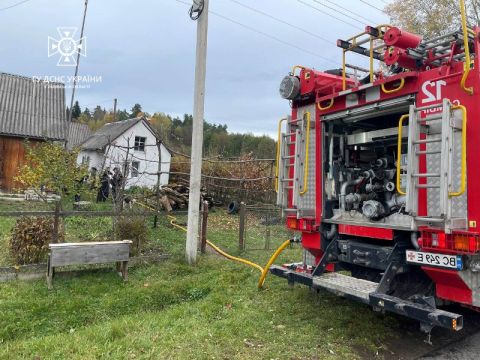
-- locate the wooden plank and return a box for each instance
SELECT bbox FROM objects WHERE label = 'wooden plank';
[50,244,130,266]
[49,240,132,248]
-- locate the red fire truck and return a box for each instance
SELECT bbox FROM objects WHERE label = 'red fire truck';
[271,7,480,333]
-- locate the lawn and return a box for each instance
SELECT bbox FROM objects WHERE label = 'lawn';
[0,199,403,359]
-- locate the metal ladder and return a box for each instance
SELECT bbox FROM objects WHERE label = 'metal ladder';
[276,113,310,215]
[399,99,467,232]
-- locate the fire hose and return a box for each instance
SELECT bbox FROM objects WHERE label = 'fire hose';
[135,200,291,288]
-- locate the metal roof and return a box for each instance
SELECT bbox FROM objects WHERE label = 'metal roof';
[80,117,150,150]
[0,72,67,140]
[67,122,92,150]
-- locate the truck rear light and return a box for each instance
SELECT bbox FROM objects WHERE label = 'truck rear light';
[452,234,479,252]
[420,230,480,254]
[287,217,297,230]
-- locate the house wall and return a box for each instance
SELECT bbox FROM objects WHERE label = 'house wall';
[0,136,42,191]
[77,121,171,189]
[77,150,104,171]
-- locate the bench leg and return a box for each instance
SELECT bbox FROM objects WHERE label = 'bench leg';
[121,261,128,281]
[46,254,53,289]
[116,261,122,276]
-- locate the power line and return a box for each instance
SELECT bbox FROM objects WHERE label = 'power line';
[296,0,363,30]
[358,0,386,14]
[228,0,335,46]
[317,0,378,25]
[174,0,340,66]
[0,0,34,12]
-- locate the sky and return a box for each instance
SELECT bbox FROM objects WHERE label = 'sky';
[0,0,390,137]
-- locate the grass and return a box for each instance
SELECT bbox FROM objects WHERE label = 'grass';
[0,200,402,359]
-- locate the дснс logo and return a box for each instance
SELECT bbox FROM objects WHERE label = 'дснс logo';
[48,27,86,67]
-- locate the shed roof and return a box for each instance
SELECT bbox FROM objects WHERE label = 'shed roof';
[0,72,67,140]
[67,122,92,150]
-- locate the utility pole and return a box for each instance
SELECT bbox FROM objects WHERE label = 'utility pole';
[113,98,117,122]
[186,0,209,264]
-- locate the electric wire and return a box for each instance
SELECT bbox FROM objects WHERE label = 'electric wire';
[358,0,387,14]
[0,0,34,12]
[228,0,335,46]
[316,0,378,25]
[174,0,340,66]
[296,0,363,30]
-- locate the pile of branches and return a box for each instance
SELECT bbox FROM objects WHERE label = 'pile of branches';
[141,183,217,211]
[168,153,275,204]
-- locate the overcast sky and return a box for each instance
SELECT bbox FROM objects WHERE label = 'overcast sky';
[0,0,389,136]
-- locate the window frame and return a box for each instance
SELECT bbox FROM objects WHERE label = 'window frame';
[134,136,146,152]
[131,161,140,177]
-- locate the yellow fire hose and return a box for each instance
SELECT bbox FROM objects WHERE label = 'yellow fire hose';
[257,239,291,289]
[136,200,291,288]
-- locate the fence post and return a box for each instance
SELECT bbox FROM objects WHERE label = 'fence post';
[52,201,61,243]
[200,200,208,254]
[265,227,271,250]
[238,202,246,251]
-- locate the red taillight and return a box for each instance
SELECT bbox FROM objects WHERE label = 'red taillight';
[287,217,297,230]
[421,230,480,254]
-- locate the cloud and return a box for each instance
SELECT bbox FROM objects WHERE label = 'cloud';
[0,0,388,134]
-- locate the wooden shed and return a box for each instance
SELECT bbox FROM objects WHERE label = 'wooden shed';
[0,72,67,191]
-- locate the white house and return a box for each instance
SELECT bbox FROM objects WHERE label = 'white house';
[77,117,171,189]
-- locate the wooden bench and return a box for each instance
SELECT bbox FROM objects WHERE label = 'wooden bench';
[46,240,132,289]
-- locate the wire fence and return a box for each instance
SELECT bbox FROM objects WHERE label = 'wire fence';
[0,195,289,269]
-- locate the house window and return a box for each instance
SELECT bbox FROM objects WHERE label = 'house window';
[81,155,90,166]
[134,136,146,151]
[131,161,140,177]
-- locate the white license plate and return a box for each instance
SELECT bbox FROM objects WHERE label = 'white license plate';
[406,250,463,270]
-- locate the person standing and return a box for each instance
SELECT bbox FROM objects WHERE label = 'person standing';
[97,170,110,202]
[111,167,124,204]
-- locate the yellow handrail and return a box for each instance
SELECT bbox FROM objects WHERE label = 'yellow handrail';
[396,114,409,195]
[460,0,474,95]
[449,104,467,197]
[342,50,347,90]
[317,98,334,111]
[381,78,405,94]
[300,112,311,196]
[291,65,305,76]
[275,118,287,193]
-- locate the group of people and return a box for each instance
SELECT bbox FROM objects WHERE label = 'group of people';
[94,167,124,203]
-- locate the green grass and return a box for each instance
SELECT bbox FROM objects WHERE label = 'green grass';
[0,201,402,359]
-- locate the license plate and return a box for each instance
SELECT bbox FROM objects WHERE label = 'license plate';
[406,250,463,270]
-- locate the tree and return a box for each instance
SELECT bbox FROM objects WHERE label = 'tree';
[93,106,106,121]
[385,0,480,37]
[72,101,81,119]
[130,103,143,118]
[14,142,90,200]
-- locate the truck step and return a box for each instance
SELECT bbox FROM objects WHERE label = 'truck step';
[312,272,378,303]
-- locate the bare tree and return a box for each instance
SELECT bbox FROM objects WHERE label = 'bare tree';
[385,0,480,37]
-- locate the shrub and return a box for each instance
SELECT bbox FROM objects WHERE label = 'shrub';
[115,216,148,256]
[9,217,64,265]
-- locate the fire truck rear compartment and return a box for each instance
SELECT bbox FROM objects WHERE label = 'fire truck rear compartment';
[323,108,411,230]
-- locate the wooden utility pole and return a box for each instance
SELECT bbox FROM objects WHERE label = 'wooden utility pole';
[113,98,117,122]
[186,0,209,264]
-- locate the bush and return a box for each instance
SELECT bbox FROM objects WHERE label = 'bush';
[9,217,64,265]
[115,216,148,256]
